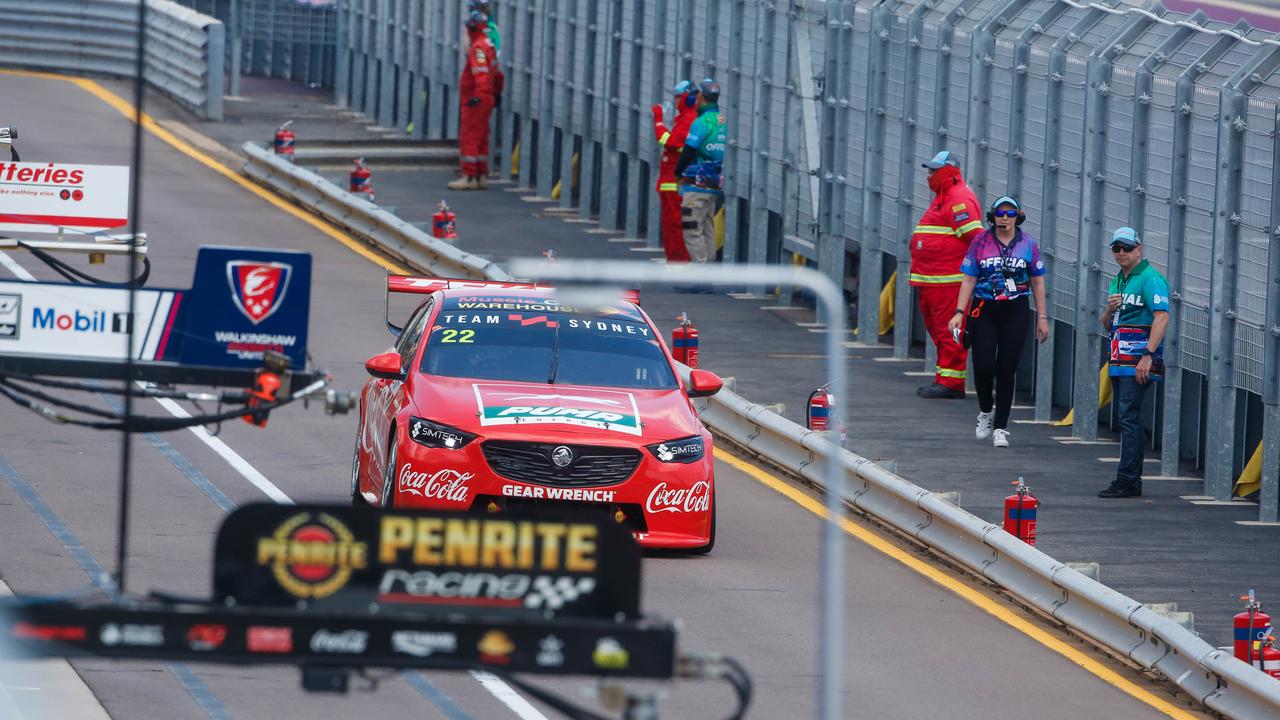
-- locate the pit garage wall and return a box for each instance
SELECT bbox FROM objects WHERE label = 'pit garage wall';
[333,0,1280,521]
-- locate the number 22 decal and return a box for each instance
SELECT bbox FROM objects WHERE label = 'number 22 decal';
[440,329,475,343]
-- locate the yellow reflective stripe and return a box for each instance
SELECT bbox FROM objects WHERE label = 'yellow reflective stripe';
[658,131,671,145]
[957,220,983,235]
[658,182,679,191]
[937,367,968,379]
[913,225,955,235]
[908,273,964,284]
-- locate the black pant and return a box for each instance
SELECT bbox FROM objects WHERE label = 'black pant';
[969,296,1030,430]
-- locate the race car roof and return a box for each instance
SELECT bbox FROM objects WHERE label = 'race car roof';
[386,276,644,322]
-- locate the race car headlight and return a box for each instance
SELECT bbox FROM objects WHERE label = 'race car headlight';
[408,416,476,450]
[645,436,705,464]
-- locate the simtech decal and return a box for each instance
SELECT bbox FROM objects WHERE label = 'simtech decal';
[256,512,369,599]
[473,383,642,435]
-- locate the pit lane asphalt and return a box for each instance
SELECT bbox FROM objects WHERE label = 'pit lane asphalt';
[0,72,1196,719]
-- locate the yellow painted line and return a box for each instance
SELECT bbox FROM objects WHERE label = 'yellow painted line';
[0,69,409,275]
[715,448,1200,720]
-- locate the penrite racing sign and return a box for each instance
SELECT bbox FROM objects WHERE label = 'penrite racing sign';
[0,162,129,235]
[214,504,642,619]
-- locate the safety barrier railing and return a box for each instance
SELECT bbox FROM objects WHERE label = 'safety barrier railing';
[241,150,1279,715]
[691,383,1280,720]
[0,0,225,120]
[240,142,512,281]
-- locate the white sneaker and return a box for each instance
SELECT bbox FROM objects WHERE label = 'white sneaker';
[975,411,994,440]
[992,429,1010,448]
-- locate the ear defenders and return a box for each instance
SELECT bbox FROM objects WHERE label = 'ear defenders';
[683,92,698,108]
[986,195,1026,227]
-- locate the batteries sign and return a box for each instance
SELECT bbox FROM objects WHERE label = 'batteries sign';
[0,162,129,235]
[214,504,642,619]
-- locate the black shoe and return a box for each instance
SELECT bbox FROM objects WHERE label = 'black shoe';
[917,383,965,400]
[1097,482,1142,499]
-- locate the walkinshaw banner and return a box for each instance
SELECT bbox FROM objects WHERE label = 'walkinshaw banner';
[214,504,643,620]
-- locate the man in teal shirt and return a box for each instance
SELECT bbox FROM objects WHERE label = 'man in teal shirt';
[1097,226,1170,498]
[675,79,726,267]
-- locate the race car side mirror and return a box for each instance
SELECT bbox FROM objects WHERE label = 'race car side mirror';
[365,351,406,381]
[686,369,723,398]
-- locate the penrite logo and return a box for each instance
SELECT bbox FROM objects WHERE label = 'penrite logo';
[227,261,292,325]
[255,512,369,599]
[478,630,514,665]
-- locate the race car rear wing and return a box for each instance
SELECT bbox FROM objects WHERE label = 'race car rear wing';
[385,274,641,336]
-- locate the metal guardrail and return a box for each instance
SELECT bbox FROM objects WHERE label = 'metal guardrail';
[0,0,225,120]
[241,148,1280,717]
[240,142,511,281]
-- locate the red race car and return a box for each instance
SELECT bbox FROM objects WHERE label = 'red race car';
[351,276,724,552]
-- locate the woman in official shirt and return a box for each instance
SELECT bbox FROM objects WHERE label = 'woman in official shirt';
[946,196,1050,448]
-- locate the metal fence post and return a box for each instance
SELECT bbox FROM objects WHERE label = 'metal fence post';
[1204,87,1248,499]
[1260,103,1280,522]
[205,18,226,121]
[229,0,242,98]
[1070,53,1111,442]
[748,1,776,269]
[856,4,890,344]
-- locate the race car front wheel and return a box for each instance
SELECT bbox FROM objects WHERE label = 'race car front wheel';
[349,424,363,506]
[381,431,398,509]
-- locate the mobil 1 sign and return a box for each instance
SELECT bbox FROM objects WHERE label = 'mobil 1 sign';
[0,281,178,362]
[0,162,129,234]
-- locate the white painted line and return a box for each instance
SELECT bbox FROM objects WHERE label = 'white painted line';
[903,371,933,377]
[561,218,595,224]
[519,196,556,203]
[1145,475,1201,482]
[872,356,918,362]
[540,207,578,214]
[1010,404,1034,410]
[760,305,807,311]
[1237,520,1280,527]
[1095,457,1159,463]
[470,671,550,720]
[0,250,36,281]
[1179,495,1214,501]
[605,237,644,243]
[584,227,623,235]
[1190,499,1258,507]
[727,292,770,300]
[149,396,294,504]
[628,246,664,253]
[1012,420,1056,425]
[796,322,826,328]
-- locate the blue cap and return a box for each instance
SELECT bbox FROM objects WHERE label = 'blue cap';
[671,80,692,96]
[923,150,958,170]
[1111,226,1141,247]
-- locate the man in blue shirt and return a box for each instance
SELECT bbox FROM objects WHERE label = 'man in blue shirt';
[1097,227,1170,498]
[675,79,726,267]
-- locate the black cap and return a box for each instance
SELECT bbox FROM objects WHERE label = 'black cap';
[465,11,488,31]
[698,78,720,102]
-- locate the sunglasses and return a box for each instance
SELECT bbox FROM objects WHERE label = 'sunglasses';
[993,209,1019,218]
[1110,244,1137,254]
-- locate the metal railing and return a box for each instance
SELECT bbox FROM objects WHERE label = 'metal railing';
[0,0,225,120]
[227,146,1280,714]
[333,0,1280,521]
[171,0,336,94]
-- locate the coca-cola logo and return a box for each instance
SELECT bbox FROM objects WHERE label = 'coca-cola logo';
[645,481,711,514]
[310,629,368,654]
[399,465,473,503]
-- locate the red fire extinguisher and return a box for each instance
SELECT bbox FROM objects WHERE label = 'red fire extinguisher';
[431,201,458,239]
[671,312,698,368]
[273,120,295,161]
[1259,632,1280,678]
[807,385,833,431]
[1235,590,1272,667]
[349,157,373,200]
[1003,477,1038,546]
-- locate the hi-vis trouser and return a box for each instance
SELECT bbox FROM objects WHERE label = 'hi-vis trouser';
[681,192,719,263]
[916,282,968,391]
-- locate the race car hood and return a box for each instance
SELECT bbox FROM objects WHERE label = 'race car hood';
[409,375,702,443]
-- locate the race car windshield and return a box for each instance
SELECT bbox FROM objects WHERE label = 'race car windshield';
[423,311,678,389]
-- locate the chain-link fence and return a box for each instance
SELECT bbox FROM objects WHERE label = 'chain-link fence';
[173,0,335,93]
[330,0,1280,521]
